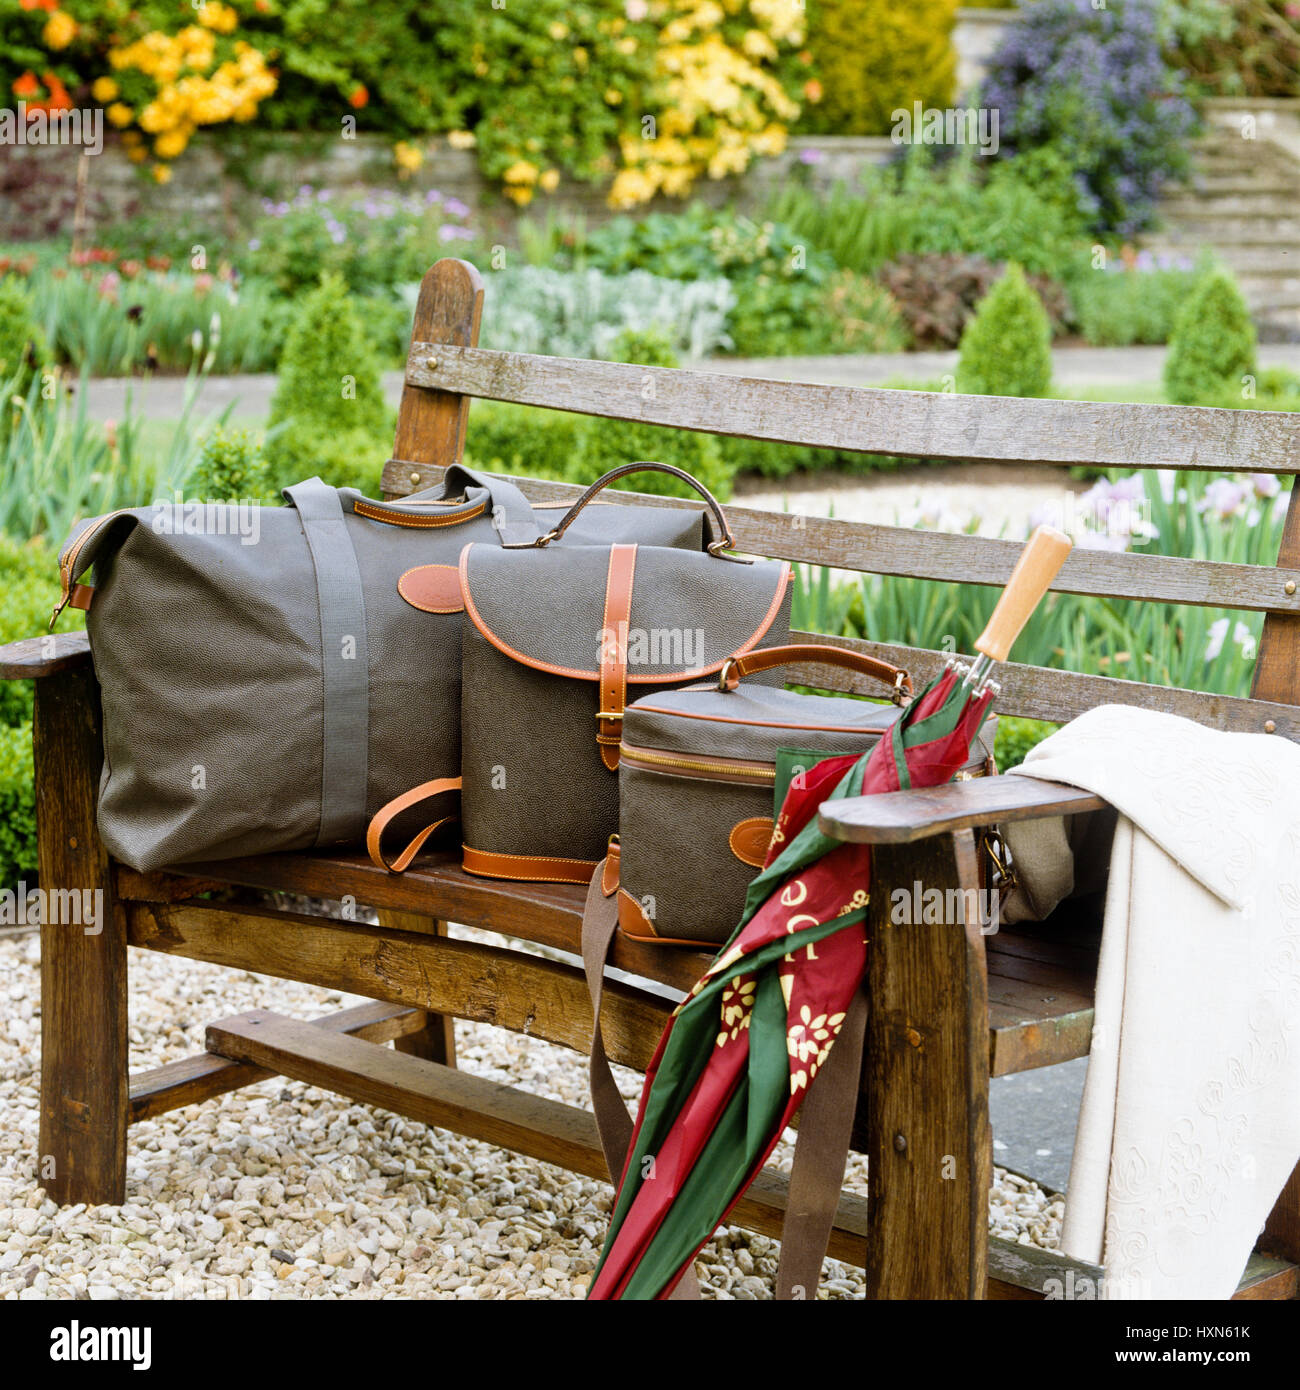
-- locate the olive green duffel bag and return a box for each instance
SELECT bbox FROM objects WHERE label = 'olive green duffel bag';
[53,466,708,871]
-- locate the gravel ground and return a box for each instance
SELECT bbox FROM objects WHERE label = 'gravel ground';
[0,930,1065,1300]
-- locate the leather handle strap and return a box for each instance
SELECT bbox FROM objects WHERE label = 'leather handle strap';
[720,643,913,704]
[366,777,462,873]
[513,462,740,558]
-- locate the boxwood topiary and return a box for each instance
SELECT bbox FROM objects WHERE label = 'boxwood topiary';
[571,329,733,501]
[956,264,1053,398]
[1163,267,1257,406]
[265,274,393,494]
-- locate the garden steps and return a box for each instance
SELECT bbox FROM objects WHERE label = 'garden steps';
[1155,131,1300,339]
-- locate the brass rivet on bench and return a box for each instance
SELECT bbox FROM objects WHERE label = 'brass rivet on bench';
[1266,720,1277,734]
[409,473,421,485]
[424,356,439,370]
[1286,581,1296,596]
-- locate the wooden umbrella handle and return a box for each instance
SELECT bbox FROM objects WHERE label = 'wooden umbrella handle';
[974,526,1072,663]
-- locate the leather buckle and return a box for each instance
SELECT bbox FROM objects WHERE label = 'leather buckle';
[500,528,559,550]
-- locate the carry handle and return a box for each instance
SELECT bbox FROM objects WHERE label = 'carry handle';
[719,643,913,705]
[505,462,741,559]
[974,526,1072,663]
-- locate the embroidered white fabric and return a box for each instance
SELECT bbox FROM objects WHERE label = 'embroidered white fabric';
[1010,705,1300,1299]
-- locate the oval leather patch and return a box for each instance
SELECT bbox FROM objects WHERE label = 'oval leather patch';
[729,816,774,869]
[398,563,464,614]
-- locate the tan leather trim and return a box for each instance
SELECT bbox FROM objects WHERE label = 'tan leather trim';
[462,845,599,884]
[616,889,705,947]
[598,544,636,771]
[397,563,465,614]
[601,841,620,897]
[68,583,95,612]
[366,776,462,873]
[353,500,485,528]
[459,548,792,684]
[729,816,775,868]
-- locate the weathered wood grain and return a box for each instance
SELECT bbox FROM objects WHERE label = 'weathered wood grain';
[386,260,483,500]
[159,848,1102,1075]
[35,665,127,1205]
[127,899,675,1075]
[864,831,990,1298]
[399,343,1300,473]
[0,632,92,680]
[375,910,457,1067]
[129,1000,425,1121]
[378,464,1300,615]
[820,776,1105,845]
[175,848,716,994]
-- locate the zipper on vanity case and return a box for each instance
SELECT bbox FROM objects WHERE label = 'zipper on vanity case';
[618,743,776,785]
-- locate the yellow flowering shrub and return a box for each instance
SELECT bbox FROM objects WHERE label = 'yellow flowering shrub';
[105,6,277,178]
[610,0,807,208]
[798,0,958,136]
[5,0,802,204]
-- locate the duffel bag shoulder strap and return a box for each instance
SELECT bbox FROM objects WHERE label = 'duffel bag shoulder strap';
[438,465,545,547]
[581,855,867,1301]
[284,478,372,846]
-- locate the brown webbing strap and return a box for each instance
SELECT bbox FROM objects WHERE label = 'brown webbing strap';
[582,858,866,1301]
[581,862,701,1300]
[774,982,868,1299]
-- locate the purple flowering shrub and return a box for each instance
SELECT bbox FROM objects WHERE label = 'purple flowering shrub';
[245,185,476,298]
[982,0,1197,237]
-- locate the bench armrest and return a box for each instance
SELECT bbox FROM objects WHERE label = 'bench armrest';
[0,632,92,680]
[817,775,1105,845]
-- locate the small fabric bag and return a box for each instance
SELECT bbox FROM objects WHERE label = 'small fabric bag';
[612,644,998,944]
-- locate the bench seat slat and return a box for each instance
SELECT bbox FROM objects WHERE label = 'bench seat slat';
[378,465,1300,615]
[124,852,1100,1076]
[402,343,1300,474]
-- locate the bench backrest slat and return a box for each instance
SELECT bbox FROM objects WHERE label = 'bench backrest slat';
[404,341,1300,474]
[385,259,1300,735]
[793,633,1295,737]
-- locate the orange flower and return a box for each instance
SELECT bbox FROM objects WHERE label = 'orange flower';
[12,71,40,99]
[348,85,368,109]
[20,0,61,11]
[42,71,71,110]
[803,78,823,103]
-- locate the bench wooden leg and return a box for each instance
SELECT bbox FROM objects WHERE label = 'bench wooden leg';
[374,911,457,1066]
[863,829,990,1299]
[35,666,128,1206]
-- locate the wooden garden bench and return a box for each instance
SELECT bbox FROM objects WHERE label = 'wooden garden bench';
[5,256,1300,1300]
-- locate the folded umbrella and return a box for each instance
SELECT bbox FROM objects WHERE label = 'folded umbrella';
[588,526,1072,1301]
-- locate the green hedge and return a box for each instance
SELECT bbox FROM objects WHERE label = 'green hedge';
[0,536,72,891]
[0,721,36,893]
